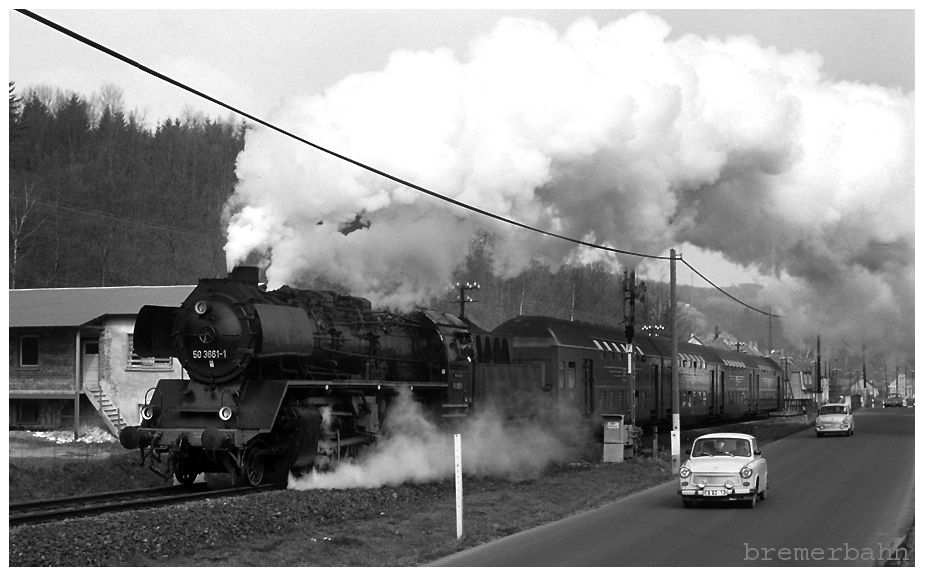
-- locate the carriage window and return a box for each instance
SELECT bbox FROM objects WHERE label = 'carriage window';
[20,335,39,367]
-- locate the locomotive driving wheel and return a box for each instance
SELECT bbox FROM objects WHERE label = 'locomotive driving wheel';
[241,440,268,487]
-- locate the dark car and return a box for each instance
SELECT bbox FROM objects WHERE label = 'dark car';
[884,395,906,408]
[905,397,915,408]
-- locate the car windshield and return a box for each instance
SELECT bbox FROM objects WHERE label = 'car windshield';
[691,437,751,457]
[820,405,847,415]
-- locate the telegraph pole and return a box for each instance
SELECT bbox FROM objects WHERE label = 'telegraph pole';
[816,334,822,405]
[670,249,680,474]
[862,343,869,406]
[767,308,773,353]
[454,282,480,319]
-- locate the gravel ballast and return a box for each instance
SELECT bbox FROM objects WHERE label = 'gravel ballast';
[10,481,449,566]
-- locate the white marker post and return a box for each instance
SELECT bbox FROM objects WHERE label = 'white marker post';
[455,433,463,540]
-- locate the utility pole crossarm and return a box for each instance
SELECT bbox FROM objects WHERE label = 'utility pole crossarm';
[453,281,480,319]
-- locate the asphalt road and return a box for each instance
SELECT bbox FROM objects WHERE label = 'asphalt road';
[433,408,915,567]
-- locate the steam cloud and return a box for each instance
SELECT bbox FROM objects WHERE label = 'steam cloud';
[225,13,914,361]
[288,388,572,490]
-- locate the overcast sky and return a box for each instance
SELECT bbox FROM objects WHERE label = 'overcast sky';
[8,8,915,121]
[4,7,918,361]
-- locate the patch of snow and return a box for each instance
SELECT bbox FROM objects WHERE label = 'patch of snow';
[30,427,116,444]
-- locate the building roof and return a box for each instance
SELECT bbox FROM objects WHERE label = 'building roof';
[9,285,195,328]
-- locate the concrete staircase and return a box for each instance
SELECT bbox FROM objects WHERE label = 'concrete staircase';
[85,386,127,437]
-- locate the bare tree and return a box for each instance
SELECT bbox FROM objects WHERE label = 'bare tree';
[9,182,43,289]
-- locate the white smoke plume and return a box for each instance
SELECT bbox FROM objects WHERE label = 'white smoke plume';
[225,13,914,360]
[288,388,572,491]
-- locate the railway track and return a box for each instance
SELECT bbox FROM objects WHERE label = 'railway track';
[9,481,287,527]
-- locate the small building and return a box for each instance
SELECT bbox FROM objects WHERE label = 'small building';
[9,285,194,435]
[768,355,827,413]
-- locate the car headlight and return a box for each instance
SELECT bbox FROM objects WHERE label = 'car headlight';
[740,466,753,479]
[679,466,691,478]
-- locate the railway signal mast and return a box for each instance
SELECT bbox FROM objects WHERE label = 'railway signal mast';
[623,269,646,427]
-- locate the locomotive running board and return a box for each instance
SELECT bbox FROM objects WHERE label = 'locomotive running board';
[441,403,470,418]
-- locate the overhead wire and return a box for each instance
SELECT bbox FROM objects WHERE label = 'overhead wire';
[681,257,781,318]
[16,8,779,318]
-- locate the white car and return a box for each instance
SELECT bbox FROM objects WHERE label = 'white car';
[816,403,855,436]
[678,433,768,508]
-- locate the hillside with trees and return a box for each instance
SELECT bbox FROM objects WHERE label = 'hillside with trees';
[9,81,245,288]
[8,81,787,352]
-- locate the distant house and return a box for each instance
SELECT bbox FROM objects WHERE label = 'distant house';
[766,355,828,411]
[9,285,194,435]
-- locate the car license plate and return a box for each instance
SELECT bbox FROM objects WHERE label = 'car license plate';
[704,489,728,496]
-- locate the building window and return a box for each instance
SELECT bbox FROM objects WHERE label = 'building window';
[18,402,39,424]
[127,335,173,370]
[20,335,39,367]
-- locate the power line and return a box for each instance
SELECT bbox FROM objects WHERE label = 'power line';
[681,257,783,318]
[10,195,220,245]
[15,8,778,319]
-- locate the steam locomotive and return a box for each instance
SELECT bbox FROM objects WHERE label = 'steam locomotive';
[120,266,786,486]
[119,266,539,486]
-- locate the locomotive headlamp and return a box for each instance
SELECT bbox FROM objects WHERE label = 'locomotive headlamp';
[194,300,212,315]
[740,466,753,479]
[140,405,160,421]
[219,406,237,421]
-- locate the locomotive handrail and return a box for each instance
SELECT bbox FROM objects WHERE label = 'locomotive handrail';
[143,387,163,411]
[285,379,449,389]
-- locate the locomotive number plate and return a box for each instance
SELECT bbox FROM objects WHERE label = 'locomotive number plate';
[192,349,228,360]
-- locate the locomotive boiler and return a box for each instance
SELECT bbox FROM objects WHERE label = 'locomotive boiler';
[119,266,478,486]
